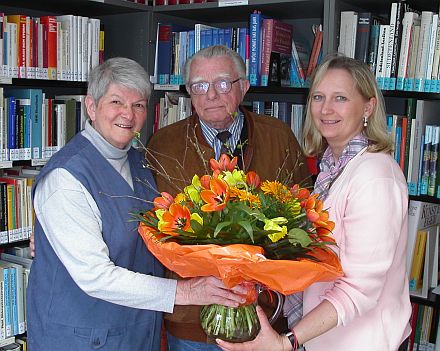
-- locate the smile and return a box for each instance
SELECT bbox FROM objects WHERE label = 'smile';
[321,120,339,124]
[116,123,133,128]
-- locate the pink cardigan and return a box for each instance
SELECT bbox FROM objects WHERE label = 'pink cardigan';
[303,149,412,351]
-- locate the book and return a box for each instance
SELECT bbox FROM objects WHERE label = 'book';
[407,200,440,272]
[354,12,372,63]
[0,260,24,335]
[56,14,76,81]
[428,125,440,197]
[397,12,419,90]
[338,11,357,58]
[194,24,218,53]
[389,1,405,90]
[414,11,433,92]
[409,229,428,292]
[260,18,292,87]
[407,100,440,195]
[5,89,43,160]
[249,10,270,86]
[39,16,57,80]
[155,23,188,85]
[0,182,8,244]
[306,24,323,80]
[5,15,26,79]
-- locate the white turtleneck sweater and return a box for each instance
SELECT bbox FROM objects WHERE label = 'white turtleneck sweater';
[34,121,177,313]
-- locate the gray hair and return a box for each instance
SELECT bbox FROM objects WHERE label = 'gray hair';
[87,57,152,104]
[184,45,246,84]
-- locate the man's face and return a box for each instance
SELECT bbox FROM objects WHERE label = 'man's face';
[85,83,147,149]
[188,56,250,129]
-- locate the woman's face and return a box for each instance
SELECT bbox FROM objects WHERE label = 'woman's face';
[85,83,147,149]
[310,68,375,158]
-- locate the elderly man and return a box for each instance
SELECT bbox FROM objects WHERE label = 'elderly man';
[147,45,310,351]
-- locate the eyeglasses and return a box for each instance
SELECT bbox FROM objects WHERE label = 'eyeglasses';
[188,78,241,95]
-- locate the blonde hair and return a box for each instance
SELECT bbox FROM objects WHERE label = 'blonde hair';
[302,55,392,157]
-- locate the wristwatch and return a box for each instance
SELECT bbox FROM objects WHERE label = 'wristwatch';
[283,331,297,350]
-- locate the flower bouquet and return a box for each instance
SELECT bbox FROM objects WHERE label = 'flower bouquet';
[136,154,343,342]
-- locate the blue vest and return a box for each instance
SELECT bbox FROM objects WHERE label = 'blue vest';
[27,134,164,350]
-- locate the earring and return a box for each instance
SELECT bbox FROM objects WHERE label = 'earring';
[363,116,368,127]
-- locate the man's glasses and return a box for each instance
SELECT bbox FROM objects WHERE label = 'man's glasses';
[189,78,241,95]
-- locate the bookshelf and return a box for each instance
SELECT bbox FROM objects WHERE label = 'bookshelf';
[0,0,439,348]
[0,1,153,348]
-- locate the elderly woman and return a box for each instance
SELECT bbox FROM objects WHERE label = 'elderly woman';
[27,57,246,351]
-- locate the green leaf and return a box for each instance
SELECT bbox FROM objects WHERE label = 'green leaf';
[237,221,254,243]
[214,221,232,237]
[190,218,204,233]
[287,228,313,247]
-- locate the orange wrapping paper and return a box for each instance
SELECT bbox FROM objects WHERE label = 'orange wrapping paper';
[139,224,343,294]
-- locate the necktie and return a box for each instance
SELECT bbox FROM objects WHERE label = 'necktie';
[216,130,231,157]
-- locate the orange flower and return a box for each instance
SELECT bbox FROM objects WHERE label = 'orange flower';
[200,178,230,212]
[154,192,174,210]
[200,175,211,189]
[246,171,261,189]
[290,184,310,200]
[158,203,191,235]
[210,154,238,173]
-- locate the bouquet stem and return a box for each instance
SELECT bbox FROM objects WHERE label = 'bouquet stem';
[200,303,260,342]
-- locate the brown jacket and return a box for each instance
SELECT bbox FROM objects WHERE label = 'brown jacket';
[146,106,310,342]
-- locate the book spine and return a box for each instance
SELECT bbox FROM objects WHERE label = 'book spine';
[354,12,372,63]
[8,267,17,336]
[45,16,57,80]
[390,1,405,89]
[428,125,439,196]
[260,19,273,86]
[0,183,7,244]
[249,12,266,86]
[2,267,11,337]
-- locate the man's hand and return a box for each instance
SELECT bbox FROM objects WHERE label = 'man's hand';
[175,277,247,307]
[216,305,291,351]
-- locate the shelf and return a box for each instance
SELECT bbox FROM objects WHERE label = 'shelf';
[338,0,438,14]
[410,289,439,307]
[409,195,440,205]
[3,79,88,90]
[153,0,324,22]
[382,91,440,101]
[0,0,150,16]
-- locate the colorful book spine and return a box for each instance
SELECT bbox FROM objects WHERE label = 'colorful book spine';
[249,11,269,86]
[39,16,58,80]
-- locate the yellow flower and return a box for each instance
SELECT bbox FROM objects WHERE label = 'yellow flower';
[264,217,288,242]
[230,187,261,208]
[155,209,165,221]
[260,181,292,203]
[174,192,186,204]
[184,175,203,204]
[191,213,203,226]
[220,169,247,188]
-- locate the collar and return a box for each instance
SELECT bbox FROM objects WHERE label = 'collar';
[199,111,244,160]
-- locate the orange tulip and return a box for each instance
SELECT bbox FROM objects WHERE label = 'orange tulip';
[290,184,310,200]
[246,171,261,189]
[200,175,211,189]
[200,178,230,212]
[158,203,191,235]
[210,154,238,173]
[154,192,174,210]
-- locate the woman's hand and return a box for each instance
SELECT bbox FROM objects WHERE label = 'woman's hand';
[175,277,247,307]
[216,305,291,351]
